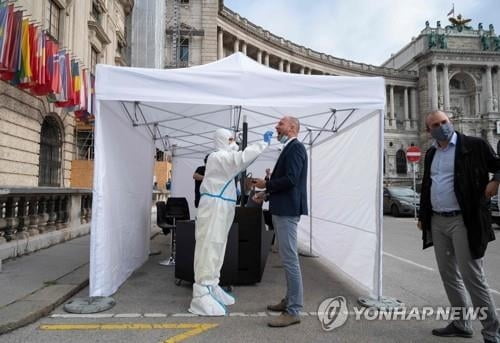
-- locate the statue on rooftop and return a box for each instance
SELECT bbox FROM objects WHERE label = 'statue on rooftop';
[436,34,448,49]
[428,31,437,48]
[481,35,491,50]
[492,35,500,51]
[448,14,472,32]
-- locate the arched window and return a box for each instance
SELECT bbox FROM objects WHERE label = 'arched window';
[396,149,407,174]
[39,116,62,186]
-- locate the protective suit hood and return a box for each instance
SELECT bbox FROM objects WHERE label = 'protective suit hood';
[214,129,233,151]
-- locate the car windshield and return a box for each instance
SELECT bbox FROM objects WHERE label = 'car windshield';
[388,188,418,197]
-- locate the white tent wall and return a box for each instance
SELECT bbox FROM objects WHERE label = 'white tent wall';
[91,53,386,298]
[90,101,156,296]
[297,111,382,297]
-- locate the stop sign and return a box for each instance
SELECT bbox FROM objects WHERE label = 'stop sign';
[406,146,421,163]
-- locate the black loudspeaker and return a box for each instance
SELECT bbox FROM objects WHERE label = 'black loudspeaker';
[234,207,274,285]
[175,220,239,286]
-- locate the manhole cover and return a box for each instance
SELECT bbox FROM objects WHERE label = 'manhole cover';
[64,297,116,314]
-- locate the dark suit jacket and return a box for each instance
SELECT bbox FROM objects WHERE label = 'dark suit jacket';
[266,138,308,217]
[419,132,499,259]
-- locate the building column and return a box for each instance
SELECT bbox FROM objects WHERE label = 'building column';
[217,28,224,60]
[241,41,247,55]
[257,49,262,64]
[389,85,395,128]
[496,66,500,111]
[404,87,410,130]
[475,92,480,115]
[485,65,493,113]
[307,69,312,75]
[233,38,239,53]
[410,88,417,129]
[442,64,450,110]
[264,53,269,66]
[430,64,438,110]
[279,59,284,72]
[300,66,305,74]
[286,61,291,73]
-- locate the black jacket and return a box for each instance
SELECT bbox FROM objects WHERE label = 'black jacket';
[419,132,500,258]
[266,138,308,217]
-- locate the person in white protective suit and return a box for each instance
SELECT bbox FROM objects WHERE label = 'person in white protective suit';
[189,128,273,316]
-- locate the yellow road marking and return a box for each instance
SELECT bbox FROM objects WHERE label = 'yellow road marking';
[39,323,219,343]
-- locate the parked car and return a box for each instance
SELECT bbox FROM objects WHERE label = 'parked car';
[383,187,420,217]
[489,195,500,227]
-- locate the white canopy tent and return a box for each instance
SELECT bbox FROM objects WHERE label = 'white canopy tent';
[91,53,386,301]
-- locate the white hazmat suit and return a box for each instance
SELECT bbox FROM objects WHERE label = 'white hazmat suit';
[189,128,269,316]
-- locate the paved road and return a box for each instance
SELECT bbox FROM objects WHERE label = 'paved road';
[2,216,499,343]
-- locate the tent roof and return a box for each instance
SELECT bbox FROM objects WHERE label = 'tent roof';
[97,52,385,108]
[95,53,386,159]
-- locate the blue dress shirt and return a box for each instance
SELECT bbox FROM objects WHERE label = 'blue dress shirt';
[430,132,461,212]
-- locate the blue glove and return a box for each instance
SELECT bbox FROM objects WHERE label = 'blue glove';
[263,130,273,144]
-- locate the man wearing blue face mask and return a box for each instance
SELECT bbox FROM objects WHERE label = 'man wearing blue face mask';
[418,110,500,343]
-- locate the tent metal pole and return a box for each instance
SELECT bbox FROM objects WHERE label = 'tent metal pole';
[135,105,232,126]
[309,130,313,255]
[357,109,401,310]
[121,101,136,126]
[136,104,155,139]
[376,108,384,302]
[299,128,318,258]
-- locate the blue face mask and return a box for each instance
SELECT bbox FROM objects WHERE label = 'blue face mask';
[278,134,289,144]
[430,122,454,142]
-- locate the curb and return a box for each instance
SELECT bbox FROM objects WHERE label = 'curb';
[0,265,89,335]
[0,229,161,335]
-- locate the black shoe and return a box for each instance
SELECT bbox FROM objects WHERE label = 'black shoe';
[483,328,500,343]
[432,322,473,338]
[267,298,287,312]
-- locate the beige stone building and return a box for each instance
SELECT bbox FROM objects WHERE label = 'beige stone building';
[0,0,132,253]
[161,0,500,185]
[0,0,133,188]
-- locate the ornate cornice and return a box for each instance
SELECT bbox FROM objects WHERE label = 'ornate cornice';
[416,49,500,66]
[219,7,417,81]
[88,20,111,45]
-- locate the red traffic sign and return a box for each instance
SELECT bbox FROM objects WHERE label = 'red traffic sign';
[406,146,421,163]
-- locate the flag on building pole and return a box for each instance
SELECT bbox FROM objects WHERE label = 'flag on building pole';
[447,4,454,17]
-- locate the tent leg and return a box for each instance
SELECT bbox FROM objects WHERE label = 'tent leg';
[356,296,402,310]
[357,110,401,310]
[299,129,318,258]
[64,296,116,314]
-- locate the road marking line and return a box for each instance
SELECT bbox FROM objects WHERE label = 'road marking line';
[39,323,218,343]
[114,313,142,318]
[144,313,168,318]
[171,313,197,317]
[49,311,316,319]
[383,251,436,271]
[50,314,114,319]
[384,252,500,296]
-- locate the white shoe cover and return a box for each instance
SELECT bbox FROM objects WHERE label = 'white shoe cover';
[211,285,235,306]
[188,284,227,316]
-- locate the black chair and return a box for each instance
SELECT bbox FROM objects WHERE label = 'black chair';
[156,201,172,236]
[158,197,190,266]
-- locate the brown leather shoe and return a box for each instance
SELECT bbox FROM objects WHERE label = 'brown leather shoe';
[267,313,301,327]
[267,298,287,312]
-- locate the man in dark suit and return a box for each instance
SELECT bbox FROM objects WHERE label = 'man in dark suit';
[253,116,308,327]
[418,110,500,343]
